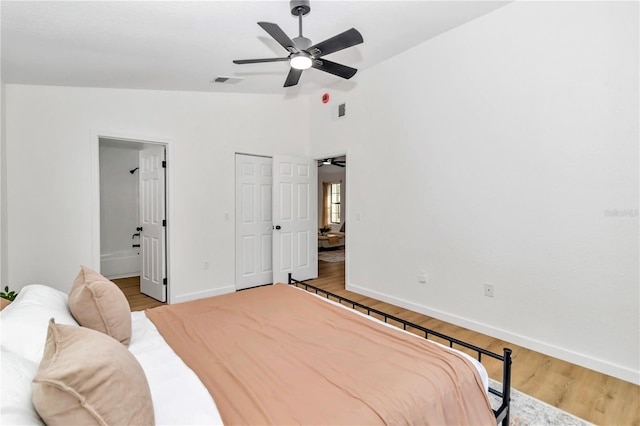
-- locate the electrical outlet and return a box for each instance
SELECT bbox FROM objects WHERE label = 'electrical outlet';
[418,270,428,283]
[484,283,495,297]
[203,261,210,270]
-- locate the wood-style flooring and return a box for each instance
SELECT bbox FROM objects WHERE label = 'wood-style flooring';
[113,276,165,311]
[114,262,639,426]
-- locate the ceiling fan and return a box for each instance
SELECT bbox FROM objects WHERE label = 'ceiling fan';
[233,0,364,87]
[318,158,346,168]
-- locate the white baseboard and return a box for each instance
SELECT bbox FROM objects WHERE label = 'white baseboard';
[347,283,640,386]
[103,272,140,280]
[171,285,235,304]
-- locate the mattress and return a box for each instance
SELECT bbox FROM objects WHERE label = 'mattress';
[130,285,490,425]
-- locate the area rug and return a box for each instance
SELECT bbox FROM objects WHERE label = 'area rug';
[488,379,593,426]
[318,248,345,263]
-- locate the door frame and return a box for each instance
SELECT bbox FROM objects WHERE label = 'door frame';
[91,132,173,303]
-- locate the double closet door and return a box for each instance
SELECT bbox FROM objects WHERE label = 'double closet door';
[235,154,318,290]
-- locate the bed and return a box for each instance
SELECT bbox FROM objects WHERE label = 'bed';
[0,268,511,425]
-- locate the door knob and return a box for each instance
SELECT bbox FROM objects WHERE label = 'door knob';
[274,225,281,230]
[137,227,143,231]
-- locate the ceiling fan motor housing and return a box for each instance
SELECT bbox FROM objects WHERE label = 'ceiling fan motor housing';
[293,36,312,50]
[290,0,311,16]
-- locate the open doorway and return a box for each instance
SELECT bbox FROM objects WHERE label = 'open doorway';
[98,137,168,302]
[316,155,346,278]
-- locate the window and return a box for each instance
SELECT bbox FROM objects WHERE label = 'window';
[330,183,341,224]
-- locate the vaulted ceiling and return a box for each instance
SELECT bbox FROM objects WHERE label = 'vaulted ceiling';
[1,1,509,95]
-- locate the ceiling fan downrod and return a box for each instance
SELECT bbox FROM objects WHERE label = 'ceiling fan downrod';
[291,0,311,50]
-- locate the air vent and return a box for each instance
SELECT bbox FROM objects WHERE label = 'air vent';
[338,103,346,118]
[212,76,243,84]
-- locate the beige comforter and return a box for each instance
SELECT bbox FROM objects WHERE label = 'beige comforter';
[146,284,495,425]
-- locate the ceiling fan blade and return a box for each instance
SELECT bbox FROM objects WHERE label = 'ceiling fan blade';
[233,57,289,65]
[284,68,303,87]
[258,22,298,53]
[312,59,357,80]
[308,28,363,58]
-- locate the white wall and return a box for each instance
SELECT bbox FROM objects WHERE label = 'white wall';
[5,85,309,302]
[99,144,140,256]
[309,2,639,384]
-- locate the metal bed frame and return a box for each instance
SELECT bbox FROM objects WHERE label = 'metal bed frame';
[288,274,512,426]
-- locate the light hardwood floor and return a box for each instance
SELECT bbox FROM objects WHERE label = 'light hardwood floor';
[114,263,639,426]
[113,276,165,311]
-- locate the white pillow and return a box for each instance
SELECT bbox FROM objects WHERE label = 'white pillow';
[0,348,44,425]
[0,284,79,363]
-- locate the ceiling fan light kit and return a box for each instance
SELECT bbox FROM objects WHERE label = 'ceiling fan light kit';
[290,52,313,70]
[233,0,363,87]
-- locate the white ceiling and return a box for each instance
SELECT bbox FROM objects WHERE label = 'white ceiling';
[1,1,509,95]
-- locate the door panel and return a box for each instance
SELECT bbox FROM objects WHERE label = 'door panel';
[139,146,166,302]
[235,155,273,290]
[297,232,310,268]
[261,234,272,272]
[272,155,317,283]
[242,236,256,275]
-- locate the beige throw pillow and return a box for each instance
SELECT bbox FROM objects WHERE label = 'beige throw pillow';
[32,319,155,426]
[68,265,132,346]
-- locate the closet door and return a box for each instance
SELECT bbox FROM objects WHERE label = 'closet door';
[272,155,318,284]
[235,155,274,290]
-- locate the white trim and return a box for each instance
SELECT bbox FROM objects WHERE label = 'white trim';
[173,285,236,304]
[346,282,640,386]
[235,151,272,159]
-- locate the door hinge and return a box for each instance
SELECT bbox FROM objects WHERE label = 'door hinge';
[162,219,166,227]
[163,278,167,286]
[162,160,166,168]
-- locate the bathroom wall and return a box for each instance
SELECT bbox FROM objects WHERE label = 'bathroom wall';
[99,142,140,257]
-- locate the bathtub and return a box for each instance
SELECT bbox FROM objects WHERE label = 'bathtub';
[100,249,141,279]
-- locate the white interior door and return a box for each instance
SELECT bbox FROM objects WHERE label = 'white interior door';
[139,146,166,302]
[235,155,273,290]
[272,155,318,283]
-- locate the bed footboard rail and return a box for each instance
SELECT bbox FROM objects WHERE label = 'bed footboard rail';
[288,274,512,426]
